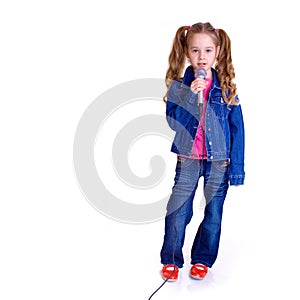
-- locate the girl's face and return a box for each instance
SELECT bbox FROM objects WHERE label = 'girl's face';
[187,33,220,78]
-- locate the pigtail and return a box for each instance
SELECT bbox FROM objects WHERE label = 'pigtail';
[163,26,188,102]
[215,29,238,105]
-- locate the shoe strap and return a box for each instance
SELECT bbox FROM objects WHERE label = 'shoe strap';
[193,264,207,270]
[163,264,177,271]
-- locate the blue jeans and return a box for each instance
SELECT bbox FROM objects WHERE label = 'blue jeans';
[160,157,229,268]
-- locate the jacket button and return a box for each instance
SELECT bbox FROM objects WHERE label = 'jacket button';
[209,141,212,146]
[210,155,214,160]
[208,128,211,132]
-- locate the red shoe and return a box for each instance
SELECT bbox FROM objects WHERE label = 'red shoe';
[161,264,179,281]
[190,264,208,280]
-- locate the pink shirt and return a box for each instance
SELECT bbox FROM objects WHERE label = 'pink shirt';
[188,78,213,159]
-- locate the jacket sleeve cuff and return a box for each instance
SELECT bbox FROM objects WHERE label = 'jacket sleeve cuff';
[229,175,245,186]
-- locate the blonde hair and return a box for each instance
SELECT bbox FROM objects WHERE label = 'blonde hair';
[164,22,238,105]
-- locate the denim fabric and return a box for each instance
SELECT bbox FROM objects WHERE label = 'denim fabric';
[166,66,245,185]
[160,157,229,268]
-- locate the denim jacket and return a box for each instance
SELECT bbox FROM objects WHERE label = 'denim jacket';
[166,66,245,185]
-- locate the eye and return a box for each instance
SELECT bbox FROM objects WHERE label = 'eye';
[206,48,213,53]
[192,49,199,53]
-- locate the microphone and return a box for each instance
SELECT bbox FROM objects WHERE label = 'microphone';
[195,68,207,106]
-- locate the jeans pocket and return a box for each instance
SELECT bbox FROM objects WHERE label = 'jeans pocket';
[176,156,195,170]
[212,160,229,173]
[177,156,186,164]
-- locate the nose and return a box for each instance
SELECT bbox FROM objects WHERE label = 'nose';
[198,51,204,60]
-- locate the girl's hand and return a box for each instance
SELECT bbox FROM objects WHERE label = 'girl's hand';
[190,78,208,94]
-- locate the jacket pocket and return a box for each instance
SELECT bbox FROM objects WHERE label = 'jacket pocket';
[210,96,229,120]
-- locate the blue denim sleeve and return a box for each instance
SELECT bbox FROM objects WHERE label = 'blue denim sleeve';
[228,101,245,185]
[166,80,199,132]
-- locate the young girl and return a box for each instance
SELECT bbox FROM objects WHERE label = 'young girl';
[160,22,245,281]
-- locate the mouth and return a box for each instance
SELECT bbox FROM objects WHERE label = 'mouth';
[197,63,206,68]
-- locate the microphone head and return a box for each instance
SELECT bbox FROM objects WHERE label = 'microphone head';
[195,67,207,79]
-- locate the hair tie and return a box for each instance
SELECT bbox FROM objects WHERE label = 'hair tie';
[186,25,190,31]
[215,29,219,33]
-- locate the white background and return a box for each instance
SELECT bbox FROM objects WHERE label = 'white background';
[1,0,300,299]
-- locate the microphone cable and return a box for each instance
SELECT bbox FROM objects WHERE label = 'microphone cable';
[148,90,206,299]
[147,205,180,300]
